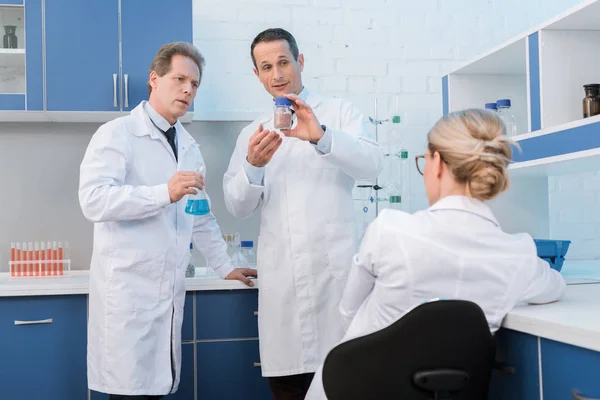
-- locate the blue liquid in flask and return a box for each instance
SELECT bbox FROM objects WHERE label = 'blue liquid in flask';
[185,199,210,215]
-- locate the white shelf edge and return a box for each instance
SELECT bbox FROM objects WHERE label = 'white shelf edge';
[444,0,600,76]
[513,114,600,142]
[509,148,600,177]
[0,48,25,55]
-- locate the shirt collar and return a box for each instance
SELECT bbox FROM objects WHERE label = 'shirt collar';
[428,195,500,227]
[143,101,175,134]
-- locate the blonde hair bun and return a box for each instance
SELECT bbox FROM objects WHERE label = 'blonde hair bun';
[427,108,517,201]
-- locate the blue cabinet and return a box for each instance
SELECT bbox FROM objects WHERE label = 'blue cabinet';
[197,340,271,400]
[45,0,119,111]
[488,329,540,400]
[182,291,194,342]
[120,0,193,112]
[542,338,600,400]
[44,0,192,112]
[196,290,259,340]
[0,295,87,400]
[0,0,43,111]
[165,342,195,400]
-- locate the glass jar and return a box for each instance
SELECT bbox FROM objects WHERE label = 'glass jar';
[274,97,293,130]
[583,84,600,118]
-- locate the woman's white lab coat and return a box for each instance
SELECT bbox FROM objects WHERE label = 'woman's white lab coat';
[223,89,384,377]
[79,102,232,396]
[305,195,566,399]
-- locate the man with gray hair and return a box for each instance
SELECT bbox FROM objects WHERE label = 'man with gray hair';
[79,42,256,399]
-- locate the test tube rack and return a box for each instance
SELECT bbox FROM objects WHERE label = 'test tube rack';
[8,241,71,278]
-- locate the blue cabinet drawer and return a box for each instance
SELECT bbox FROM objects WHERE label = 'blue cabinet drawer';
[165,342,195,400]
[197,339,271,400]
[182,291,194,342]
[196,290,259,340]
[488,329,540,400]
[0,295,88,400]
[542,338,600,400]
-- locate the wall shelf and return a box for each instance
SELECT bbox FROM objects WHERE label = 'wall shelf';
[443,0,600,179]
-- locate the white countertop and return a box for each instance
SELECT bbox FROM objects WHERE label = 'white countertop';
[502,259,600,352]
[0,267,257,297]
[1,260,600,353]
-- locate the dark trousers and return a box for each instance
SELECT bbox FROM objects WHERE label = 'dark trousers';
[108,395,163,400]
[269,373,315,400]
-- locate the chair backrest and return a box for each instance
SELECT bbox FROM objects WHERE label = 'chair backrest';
[322,300,496,400]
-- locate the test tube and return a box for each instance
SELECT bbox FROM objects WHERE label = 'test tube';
[34,242,40,276]
[64,241,69,274]
[15,242,21,277]
[58,242,63,276]
[52,241,58,276]
[40,242,46,276]
[23,242,29,276]
[10,242,15,277]
[28,242,33,276]
[46,241,52,276]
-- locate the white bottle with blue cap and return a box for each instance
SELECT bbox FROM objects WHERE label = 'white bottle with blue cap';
[274,97,293,130]
[241,240,256,269]
[496,99,517,136]
[484,103,498,112]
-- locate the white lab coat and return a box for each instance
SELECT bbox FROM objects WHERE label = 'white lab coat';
[305,195,566,399]
[223,89,384,376]
[79,102,233,396]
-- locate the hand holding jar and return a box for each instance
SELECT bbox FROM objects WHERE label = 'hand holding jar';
[277,93,325,144]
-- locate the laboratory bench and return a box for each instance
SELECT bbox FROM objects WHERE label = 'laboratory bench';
[1,262,599,399]
[0,268,270,400]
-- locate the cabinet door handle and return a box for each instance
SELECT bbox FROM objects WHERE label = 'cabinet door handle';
[254,311,258,316]
[253,362,261,367]
[14,318,53,326]
[124,74,129,108]
[113,74,118,108]
[573,390,600,400]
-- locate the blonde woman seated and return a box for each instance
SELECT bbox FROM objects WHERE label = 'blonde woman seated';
[305,108,566,399]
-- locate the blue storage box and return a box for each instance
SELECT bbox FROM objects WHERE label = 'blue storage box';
[534,239,571,272]
[533,239,571,258]
[541,257,565,272]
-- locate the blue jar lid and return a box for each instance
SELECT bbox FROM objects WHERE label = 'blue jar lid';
[189,242,193,250]
[241,240,254,248]
[485,103,497,110]
[275,97,292,106]
[496,99,511,107]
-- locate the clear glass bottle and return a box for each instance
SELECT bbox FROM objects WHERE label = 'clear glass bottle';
[496,99,517,136]
[485,102,498,112]
[241,241,256,269]
[274,97,293,130]
[230,232,247,268]
[185,157,210,216]
[186,242,195,278]
[583,84,600,118]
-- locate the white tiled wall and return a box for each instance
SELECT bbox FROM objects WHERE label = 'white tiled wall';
[192,0,589,249]
[550,172,600,259]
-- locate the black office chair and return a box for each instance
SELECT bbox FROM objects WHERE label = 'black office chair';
[322,300,496,400]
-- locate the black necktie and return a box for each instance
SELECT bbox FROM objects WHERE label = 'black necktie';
[164,126,177,160]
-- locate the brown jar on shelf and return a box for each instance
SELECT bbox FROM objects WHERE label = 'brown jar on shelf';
[583,84,600,118]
